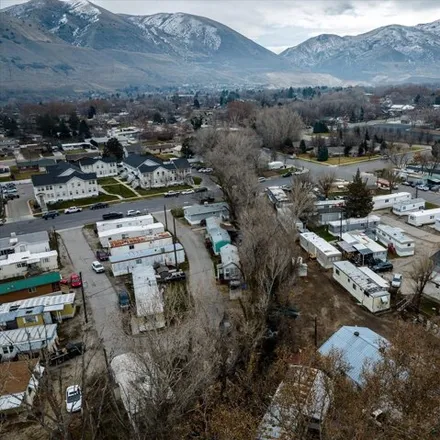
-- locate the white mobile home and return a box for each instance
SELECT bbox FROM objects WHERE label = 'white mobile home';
[341,233,387,262]
[132,266,165,331]
[0,231,50,261]
[333,261,390,313]
[372,192,411,211]
[96,214,154,234]
[299,232,341,269]
[266,186,289,206]
[0,251,58,281]
[0,324,58,361]
[392,198,425,216]
[109,232,173,257]
[407,208,440,227]
[327,215,380,236]
[99,223,165,247]
[375,224,415,257]
[435,217,440,232]
[110,243,185,276]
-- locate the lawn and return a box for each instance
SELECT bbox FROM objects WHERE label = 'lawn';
[136,184,192,196]
[307,225,336,242]
[9,166,45,181]
[192,176,202,185]
[0,176,12,182]
[103,184,137,199]
[98,177,119,185]
[298,154,381,166]
[426,202,440,209]
[46,193,118,210]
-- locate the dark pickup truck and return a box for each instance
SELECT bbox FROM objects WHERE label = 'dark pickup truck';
[96,249,110,261]
[43,342,85,366]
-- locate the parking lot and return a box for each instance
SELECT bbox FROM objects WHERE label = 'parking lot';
[3,182,34,222]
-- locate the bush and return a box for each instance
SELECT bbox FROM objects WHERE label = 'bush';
[171,207,184,218]
[193,176,202,185]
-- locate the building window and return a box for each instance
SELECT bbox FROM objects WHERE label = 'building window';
[42,258,49,263]
[17,262,27,268]
[28,287,37,293]
[78,183,81,187]
[129,244,135,249]
[353,284,356,290]
[23,315,38,324]
[136,259,142,264]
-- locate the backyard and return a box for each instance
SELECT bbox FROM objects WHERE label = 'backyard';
[98,177,119,185]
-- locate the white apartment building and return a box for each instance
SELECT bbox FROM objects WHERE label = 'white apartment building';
[0,250,58,280]
[122,154,191,189]
[375,224,415,257]
[109,232,173,257]
[31,162,98,204]
[99,223,165,247]
[96,214,154,234]
[0,232,50,260]
[79,157,118,177]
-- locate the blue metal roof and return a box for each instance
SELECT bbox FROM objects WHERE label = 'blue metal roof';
[318,326,388,387]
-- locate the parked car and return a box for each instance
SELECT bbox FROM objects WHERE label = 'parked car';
[282,171,292,178]
[3,193,19,200]
[430,185,440,192]
[258,177,266,183]
[127,209,141,216]
[401,181,411,186]
[164,271,186,282]
[2,187,17,194]
[91,261,105,273]
[416,184,429,191]
[66,385,82,413]
[371,261,394,273]
[96,250,109,261]
[199,196,215,204]
[64,206,82,214]
[181,189,194,195]
[44,342,85,366]
[102,212,123,220]
[194,187,208,193]
[118,290,130,310]
[164,191,180,198]
[42,210,60,220]
[90,202,109,210]
[391,273,403,289]
[70,273,82,288]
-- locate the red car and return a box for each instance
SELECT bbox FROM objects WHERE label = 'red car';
[70,273,82,288]
[61,273,82,288]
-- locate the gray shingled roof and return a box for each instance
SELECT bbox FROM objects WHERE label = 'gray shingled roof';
[0,231,49,250]
[79,157,116,166]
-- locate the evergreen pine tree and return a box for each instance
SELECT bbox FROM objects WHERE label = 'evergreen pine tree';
[344,169,374,218]
[103,138,124,161]
[299,139,307,154]
[317,145,329,162]
[78,120,91,138]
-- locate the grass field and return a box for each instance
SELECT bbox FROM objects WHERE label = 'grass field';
[298,154,381,166]
[98,177,119,185]
[308,225,335,242]
[426,202,440,209]
[46,193,118,210]
[103,184,137,199]
[136,184,192,196]
[192,176,202,185]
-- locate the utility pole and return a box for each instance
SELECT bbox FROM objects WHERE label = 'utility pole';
[163,204,168,230]
[314,316,318,348]
[172,215,178,267]
[79,272,88,324]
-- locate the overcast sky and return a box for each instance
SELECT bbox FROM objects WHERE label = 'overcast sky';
[2,0,440,52]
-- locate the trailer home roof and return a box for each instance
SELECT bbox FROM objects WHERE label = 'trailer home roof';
[376,224,413,244]
[0,324,57,346]
[109,232,172,248]
[333,261,388,297]
[408,208,440,219]
[109,243,183,263]
[373,192,411,202]
[342,233,386,254]
[393,198,425,208]
[132,266,163,317]
[99,222,164,239]
[300,232,340,255]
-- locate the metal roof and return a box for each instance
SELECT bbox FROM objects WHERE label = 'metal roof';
[376,224,414,244]
[392,198,425,208]
[100,223,164,240]
[319,326,388,387]
[110,232,171,248]
[96,214,154,231]
[0,324,57,346]
[183,202,229,217]
[132,266,164,317]
[0,231,49,250]
[0,272,61,296]
[110,243,183,264]
[342,233,386,254]
[300,232,341,256]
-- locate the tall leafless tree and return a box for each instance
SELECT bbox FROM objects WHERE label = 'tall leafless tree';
[409,254,435,313]
[316,172,336,199]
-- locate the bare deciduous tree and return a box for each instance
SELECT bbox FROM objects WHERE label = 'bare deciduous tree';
[316,172,336,199]
[287,173,316,223]
[381,166,401,194]
[409,254,435,313]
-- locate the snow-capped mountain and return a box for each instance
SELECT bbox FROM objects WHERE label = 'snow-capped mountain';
[281,21,440,82]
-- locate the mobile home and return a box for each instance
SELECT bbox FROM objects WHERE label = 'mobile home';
[0,324,58,362]
[0,251,58,281]
[96,214,154,234]
[435,217,440,232]
[407,208,440,227]
[299,232,341,269]
[375,224,415,257]
[327,215,380,236]
[341,233,387,262]
[109,232,173,257]
[392,198,425,216]
[99,222,165,247]
[372,192,411,211]
[333,261,390,313]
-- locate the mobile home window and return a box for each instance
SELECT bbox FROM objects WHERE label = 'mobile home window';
[353,284,356,290]
[335,269,340,275]
[23,315,38,324]
[28,287,37,293]
[136,259,142,264]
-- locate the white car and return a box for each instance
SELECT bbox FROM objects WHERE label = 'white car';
[181,189,194,195]
[64,206,82,214]
[258,177,266,183]
[92,261,105,273]
[66,385,82,413]
[127,209,141,216]
[391,273,402,289]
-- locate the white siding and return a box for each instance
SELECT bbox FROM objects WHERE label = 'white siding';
[0,251,58,280]
[99,223,165,248]
[109,233,173,257]
[34,176,98,203]
[372,192,411,211]
[96,214,154,234]
[299,232,341,269]
[80,160,118,177]
[375,224,415,257]
[407,209,440,226]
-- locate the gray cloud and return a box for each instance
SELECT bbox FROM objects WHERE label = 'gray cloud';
[2,0,440,51]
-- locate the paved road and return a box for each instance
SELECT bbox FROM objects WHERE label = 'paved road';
[60,227,130,357]
[155,211,224,327]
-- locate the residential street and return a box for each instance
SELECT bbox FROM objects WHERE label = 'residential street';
[59,227,130,357]
[154,211,224,328]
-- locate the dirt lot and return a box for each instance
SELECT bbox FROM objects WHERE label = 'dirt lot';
[291,255,396,347]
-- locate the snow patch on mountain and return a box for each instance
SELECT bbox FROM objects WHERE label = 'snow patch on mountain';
[60,0,100,23]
